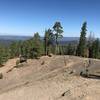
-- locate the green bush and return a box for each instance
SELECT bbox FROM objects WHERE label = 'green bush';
[16,60,20,66]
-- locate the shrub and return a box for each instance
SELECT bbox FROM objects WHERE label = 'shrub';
[16,60,20,66]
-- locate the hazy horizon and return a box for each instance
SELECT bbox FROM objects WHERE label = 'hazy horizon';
[0,34,80,38]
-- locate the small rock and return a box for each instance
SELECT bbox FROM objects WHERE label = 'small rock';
[41,61,45,65]
[69,70,76,74]
[48,54,53,57]
[62,90,70,96]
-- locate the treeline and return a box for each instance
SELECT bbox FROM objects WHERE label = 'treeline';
[0,21,100,66]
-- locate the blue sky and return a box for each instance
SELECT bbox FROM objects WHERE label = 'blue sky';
[0,0,100,37]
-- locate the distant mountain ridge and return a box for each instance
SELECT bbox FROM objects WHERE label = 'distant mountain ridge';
[61,37,79,41]
[0,35,79,46]
[0,35,79,41]
[0,35,31,41]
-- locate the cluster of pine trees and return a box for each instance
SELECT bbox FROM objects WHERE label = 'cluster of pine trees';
[0,21,100,66]
[76,22,100,59]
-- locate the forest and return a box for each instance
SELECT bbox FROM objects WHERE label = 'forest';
[0,21,99,66]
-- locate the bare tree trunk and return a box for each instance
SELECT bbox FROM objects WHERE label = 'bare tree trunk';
[62,46,67,66]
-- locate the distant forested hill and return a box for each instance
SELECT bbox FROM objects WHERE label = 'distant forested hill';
[0,35,31,41]
[0,35,31,46]
[0,35,79,46]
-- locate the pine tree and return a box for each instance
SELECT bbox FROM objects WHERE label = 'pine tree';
[9,41,22,58]
[0,44,9,66]
[76,22,87,57]
[53,22,63,54]
[91,38,100,58]
[87,32,95,58]
[32,33,43,58]
[44,29,54,55]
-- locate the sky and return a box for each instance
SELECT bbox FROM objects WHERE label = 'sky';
[0,0,100,37]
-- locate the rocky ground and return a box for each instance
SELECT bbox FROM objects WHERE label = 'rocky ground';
[0,55,99,100]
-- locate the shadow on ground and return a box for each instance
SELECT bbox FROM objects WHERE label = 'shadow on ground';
[81,73,100,80]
